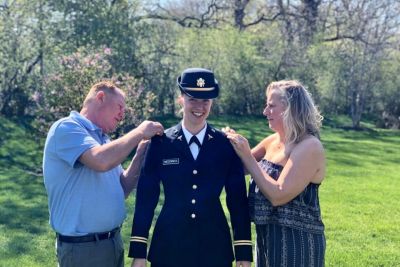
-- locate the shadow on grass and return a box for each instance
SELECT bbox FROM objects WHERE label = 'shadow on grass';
[0,117,48,238]
[4,234,33,256]
[0,167,49,234]
[322,127,400,167]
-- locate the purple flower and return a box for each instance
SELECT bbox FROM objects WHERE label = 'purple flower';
[32,91,41,102]
[104,47,112,55]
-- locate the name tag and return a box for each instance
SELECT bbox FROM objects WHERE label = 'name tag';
[162,158,179,165]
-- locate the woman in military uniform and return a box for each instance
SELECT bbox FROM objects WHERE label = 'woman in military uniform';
[128,68,253,267]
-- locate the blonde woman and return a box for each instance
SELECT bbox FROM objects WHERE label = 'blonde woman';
[224,80,326,267]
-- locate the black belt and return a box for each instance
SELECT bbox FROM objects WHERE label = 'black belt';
[57,227,120,243]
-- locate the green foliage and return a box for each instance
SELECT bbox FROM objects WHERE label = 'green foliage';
[133,20,181,115]
[1,115,399,266]
[0,1,44,118]
[375,49,400,128]
[176,26,275,115]
[308,42,347,115]
[1,0,400,129]
[32,47,156,135]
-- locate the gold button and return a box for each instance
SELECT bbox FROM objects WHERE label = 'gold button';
[191,199,196,204]
[193,170,198,175]
[192,184,197,190]
[191,213,196,219]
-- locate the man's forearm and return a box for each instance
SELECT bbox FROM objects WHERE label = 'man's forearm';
[120,141,148,198]
[80,128,144,172]
[79,121,163,172]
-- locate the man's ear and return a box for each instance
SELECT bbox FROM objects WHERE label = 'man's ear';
[95,91,105,103]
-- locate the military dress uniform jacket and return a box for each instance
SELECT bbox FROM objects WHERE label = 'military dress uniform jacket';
[128,123,252,266]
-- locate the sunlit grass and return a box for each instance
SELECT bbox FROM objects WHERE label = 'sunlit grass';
[1,115,399,266]
[320,126,400,266]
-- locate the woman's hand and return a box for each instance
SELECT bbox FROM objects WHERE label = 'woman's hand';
[221,126,236,134]
[225,132,252,159]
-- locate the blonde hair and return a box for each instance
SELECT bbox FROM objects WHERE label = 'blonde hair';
[266,80,323,144]
[83,81,124,106]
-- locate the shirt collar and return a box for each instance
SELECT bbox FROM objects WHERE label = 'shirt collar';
[69,111,102,133]
[181,122,207,145]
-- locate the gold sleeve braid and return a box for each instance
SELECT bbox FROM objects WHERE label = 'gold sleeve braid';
[130,236,148,244]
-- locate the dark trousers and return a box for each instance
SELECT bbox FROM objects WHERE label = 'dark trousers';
[55,231,124,267]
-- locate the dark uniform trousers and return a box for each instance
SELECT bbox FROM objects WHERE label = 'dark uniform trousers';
[128,123,252,266]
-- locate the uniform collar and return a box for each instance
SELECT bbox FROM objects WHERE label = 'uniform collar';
[181,122,207,145]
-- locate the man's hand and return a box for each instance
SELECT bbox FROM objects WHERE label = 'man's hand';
[236,261,251,267]
[136,120,164,139]
[131,258,146,267]
[136,140,150,156]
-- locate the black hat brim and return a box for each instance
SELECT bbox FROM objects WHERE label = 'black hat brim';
[177,76,219,99]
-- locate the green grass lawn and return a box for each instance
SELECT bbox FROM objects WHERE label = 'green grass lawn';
[0,115,399,266]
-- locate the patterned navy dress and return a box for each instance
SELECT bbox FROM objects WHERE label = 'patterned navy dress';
[249,159,325,267]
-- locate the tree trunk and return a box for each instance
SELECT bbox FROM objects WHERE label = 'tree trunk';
[301,0,321,44]
[350,90,365,129]
[233,0,249,31]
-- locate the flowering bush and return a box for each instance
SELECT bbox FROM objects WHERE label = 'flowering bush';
[33,47,156,136]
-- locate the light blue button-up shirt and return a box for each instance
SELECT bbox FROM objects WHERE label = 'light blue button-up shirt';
[43,111,125,236]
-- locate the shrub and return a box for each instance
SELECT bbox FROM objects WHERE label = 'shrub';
[32,47,156,136]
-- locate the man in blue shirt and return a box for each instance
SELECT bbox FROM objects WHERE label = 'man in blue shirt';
[43,81,164,267]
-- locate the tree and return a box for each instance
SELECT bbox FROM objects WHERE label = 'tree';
[0,0,49,118]
[321,0,399,128]
[33,47,156,136]
[134,20,180,115]
[376,49,400,129]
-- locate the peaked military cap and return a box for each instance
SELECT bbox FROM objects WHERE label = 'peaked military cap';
[177,68,219,99]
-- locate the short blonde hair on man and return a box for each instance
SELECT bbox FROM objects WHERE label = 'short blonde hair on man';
[266,80,323,144]
[83,81,124,106]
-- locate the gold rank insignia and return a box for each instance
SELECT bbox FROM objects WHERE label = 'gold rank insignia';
[197,78,205,88]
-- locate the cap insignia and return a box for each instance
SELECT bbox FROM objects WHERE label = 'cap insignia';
[197,78,205,88]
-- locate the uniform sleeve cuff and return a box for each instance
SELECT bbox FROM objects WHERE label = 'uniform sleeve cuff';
[128,236,148,258]
[233,240,253,262]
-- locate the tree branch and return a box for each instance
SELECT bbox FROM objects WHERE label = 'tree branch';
[243,12,281,29]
